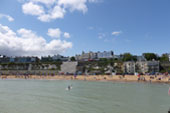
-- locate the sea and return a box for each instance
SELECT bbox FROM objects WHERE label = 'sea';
[0,79,169,113]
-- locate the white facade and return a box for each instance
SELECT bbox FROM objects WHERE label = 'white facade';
[123,61,136,74]
[97,51,114,59]
[136,61,148,74]
[168,54,170,62]
[76,51,114,61]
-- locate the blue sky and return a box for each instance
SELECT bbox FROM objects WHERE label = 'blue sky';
[0,0,170,57]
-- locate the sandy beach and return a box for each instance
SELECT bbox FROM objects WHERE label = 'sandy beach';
[1,75,170,83]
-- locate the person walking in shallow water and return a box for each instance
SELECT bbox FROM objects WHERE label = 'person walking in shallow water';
[67,85,72,91]
[68,85,71,90]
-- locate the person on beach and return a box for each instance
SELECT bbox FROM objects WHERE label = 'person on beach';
[74,73,77,79]
[137,74,140,81]
[122,74,125,78]
[138,74,140,78]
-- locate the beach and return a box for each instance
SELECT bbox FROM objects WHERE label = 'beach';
[1,75,170,83]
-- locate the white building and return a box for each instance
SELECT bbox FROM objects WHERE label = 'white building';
[75,51,114,61]
[75,51,97,61]
[123,61,136,74]
[136,61,159,74]
[97,51,114,59]
[147,61,159,73]
[168,54,170,62]
[136,61,148,74]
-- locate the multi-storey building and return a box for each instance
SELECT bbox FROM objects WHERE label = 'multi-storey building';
[75,51,114,61]
[123,61,136,74]
[0,56,39,63]
[97,51,114,59]
[147,61,159,74]
[168,54,170,62]
[136,61,148,74]
[123,61,160,75]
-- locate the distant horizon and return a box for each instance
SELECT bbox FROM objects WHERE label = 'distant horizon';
[0,50,170,57]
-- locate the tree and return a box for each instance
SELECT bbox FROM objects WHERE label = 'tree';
[70,57,76,61]
[122,53,136,61]
[160,54,169,62]
[143,53,158,61]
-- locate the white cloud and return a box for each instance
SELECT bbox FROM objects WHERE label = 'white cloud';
[38,5,65,22]
[0,24,72,56]
[22,1,65,22]
[112,31,122,36]
[63,32,70,38]
[20,0,99,22]
[47,28,62,38]
[0,14,14,22]
[37,14,51,22]
[58,0,88,13]
[88,0,100,3]
[49,5,65,19]
[47,28,71,39]
[30,0,56,5]
[22,2,44,16]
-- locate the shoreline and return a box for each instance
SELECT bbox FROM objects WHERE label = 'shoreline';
[0,75,170,84]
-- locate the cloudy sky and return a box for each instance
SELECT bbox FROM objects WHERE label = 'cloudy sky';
[0,0,170,56]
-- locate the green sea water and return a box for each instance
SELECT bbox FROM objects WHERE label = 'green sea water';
[0,79,169,113]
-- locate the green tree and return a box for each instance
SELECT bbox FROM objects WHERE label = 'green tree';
[143,53,158,61]
[70,57,76,61]
[122,53,136,61]
[160,54,169,62]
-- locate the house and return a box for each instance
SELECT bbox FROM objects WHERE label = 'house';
[123,61,136,74]
[147,61,159,74]
[168,54,170,62]
[136,61,159,74]
[75,51,97,61]
[136,61,148,74]
[97,51,114,59]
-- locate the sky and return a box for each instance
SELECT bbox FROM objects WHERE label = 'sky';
[0,0,170,57]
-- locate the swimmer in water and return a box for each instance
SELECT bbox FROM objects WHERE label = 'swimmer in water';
[68,85,71,90]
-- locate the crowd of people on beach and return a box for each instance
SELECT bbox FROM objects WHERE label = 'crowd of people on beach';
[0,72,170,84]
